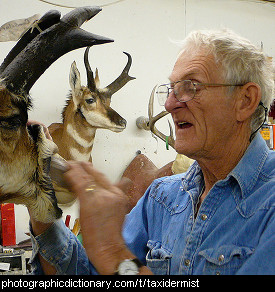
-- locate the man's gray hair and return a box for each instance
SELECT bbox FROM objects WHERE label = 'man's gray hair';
[179,29,274,133]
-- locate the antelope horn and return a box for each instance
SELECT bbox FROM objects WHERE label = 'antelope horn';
[0,10,61,75]
[0,7,113,96]
[104,51,135,97]
[84,46,97,92]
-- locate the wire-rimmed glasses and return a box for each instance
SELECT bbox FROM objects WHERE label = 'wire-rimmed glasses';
[156,80,244,106]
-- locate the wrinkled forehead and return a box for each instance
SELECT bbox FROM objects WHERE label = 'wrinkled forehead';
[169,49,224,83]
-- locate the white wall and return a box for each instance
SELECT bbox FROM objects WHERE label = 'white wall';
[0,0,274,240]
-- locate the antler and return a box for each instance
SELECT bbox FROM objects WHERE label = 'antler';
[136,86,175,149]
[103,51,136,97]
[0,7,113,96]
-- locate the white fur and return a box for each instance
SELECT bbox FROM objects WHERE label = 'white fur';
[70,147,91,161]
[66,123,95,148]
[84,109,123,132]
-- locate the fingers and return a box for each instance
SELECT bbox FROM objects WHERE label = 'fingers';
[64,161,131,199]
[64,161,95,196]
[81,162,113,190]
[64,161,114,195]
[27,119,53,141]
[43,127,53,141]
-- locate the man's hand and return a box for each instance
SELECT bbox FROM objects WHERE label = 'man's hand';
[65,162,153,275]
[27,119,52,140]
[64,161,135,274]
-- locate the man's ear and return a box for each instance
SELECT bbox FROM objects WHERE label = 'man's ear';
[235,82,262,122]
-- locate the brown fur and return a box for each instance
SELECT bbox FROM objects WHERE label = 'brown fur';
[0,87,62,222]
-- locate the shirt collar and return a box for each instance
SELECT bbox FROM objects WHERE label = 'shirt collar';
[229,132,269,200]
[182,132,269,201]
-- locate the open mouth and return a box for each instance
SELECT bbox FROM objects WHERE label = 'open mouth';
[177,121,192,129]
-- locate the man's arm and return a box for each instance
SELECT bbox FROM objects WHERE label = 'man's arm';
[64,161,153,275]
[29,216,93,275]
[29,218,57,274]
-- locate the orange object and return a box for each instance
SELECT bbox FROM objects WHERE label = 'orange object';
[72,218,80,236]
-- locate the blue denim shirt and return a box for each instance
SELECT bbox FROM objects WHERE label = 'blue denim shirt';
[30,133,275,275]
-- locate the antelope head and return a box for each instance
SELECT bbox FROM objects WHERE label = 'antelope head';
[68,47,135,132]
[0,7,113,223]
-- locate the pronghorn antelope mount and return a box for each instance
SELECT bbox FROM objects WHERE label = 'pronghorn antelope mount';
[0,7,113,223]
[49,46,135,163]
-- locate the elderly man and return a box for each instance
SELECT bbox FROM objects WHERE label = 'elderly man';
[30,29,275,275]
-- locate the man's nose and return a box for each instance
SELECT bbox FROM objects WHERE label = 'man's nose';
[165,92,186,113]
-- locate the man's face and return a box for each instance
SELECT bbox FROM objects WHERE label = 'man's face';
[165,51,238,160]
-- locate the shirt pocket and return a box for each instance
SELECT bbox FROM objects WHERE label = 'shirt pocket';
[199,245,254,275]
[146,240,172,275]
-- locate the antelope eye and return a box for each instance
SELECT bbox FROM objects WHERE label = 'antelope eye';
[85,98,95,104]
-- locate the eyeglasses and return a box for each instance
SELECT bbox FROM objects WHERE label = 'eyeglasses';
[156,80,244,106]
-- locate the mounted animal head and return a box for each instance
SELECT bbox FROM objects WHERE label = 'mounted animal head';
[67,47,135,132]
[0,7,113,223]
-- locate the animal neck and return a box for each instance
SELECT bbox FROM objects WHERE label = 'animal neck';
[66,118,96,147]
[63,102,97,161]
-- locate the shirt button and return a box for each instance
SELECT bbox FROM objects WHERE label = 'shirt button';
[218,254,225,262]
[201,214,207,221]
[184,259,190,266]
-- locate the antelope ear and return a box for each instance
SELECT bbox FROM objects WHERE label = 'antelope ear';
[69,61,81,105]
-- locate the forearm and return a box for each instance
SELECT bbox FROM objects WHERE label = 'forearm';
[113,249,153,275]
[29,218,92,275]
[85,244,153,275]
[30,218,56,275]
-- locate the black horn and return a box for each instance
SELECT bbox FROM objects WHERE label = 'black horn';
[0,7,113,96]
[84,46,97,92]
[0,10,61,75]
[104,52,135,97]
